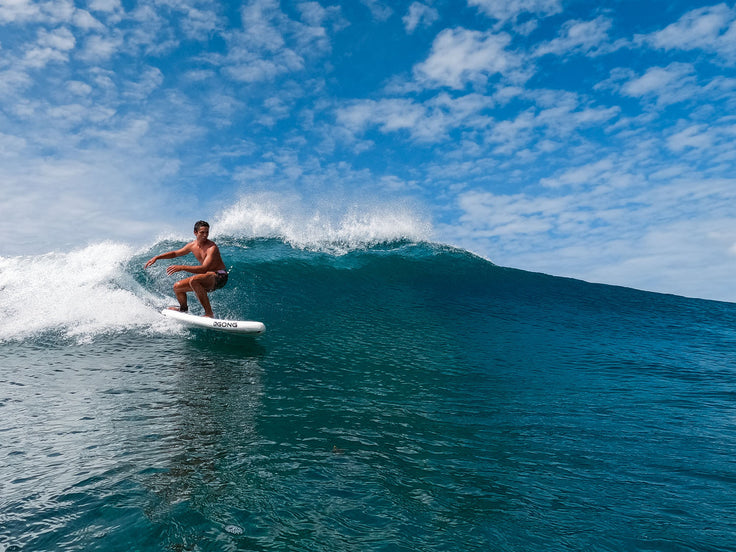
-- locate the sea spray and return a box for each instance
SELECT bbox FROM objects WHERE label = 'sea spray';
[0,242,163,342]
[213,192,432,253]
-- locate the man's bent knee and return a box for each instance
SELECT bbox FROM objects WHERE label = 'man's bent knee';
[189,274,216,292]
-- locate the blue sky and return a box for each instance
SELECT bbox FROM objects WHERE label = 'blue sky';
[2,0,736,301]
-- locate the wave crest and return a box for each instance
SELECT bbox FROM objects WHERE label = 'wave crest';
[213,193,432,253]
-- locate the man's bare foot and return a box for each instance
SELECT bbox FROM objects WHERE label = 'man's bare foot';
[203,313,214,318]
[168,306,188,312]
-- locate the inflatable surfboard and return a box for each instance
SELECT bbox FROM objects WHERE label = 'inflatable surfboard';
[162,309,266,336]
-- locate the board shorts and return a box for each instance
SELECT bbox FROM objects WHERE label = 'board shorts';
[213,269,229,291]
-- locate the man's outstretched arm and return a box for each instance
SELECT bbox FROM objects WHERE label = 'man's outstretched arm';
[144,244,192,269]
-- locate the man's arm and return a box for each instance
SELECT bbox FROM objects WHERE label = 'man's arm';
[165,244,220,275]
[144,243,193,269]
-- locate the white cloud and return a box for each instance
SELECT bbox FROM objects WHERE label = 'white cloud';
[37,26,76,50]
[666,124,714,152]
[298,2,327,26]
[67,80,93,96]
[222,48,304,82]
[215,0,338,84]
[621,63,698,106]
[360,0,392,22]
[46,103,106,127]
[414,28,521,89]
[72,9,105,31]
[471,89,619,155]
[0,0,110,28]
[456,190,561,236]
[298,1,347,33]
[22,45,68,68]
[79,33,124,62]
[336,93,494,142]
[644,3,736,63]
[179,5,220,40]
[337,98,425,134]
[533,16,614,57]
[241,0,286,51]
[123,66,164,100]
[403,2,439,33]
[88,0,122,13]
[535,102,619,136]
[125,4,178,56]
[13,26,77,70]
[379,174,420,191]
[541,158,615,189]
[0,68,33,99]
[292,12,334,53]
[622,64,689,96]
[0,0,40,23]
[468,0,562,23]
[234,161,278,184]
[0,131,27,155]
[42,0,76,25]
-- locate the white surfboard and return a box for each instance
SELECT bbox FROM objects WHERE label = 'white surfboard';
[162,309,265,336]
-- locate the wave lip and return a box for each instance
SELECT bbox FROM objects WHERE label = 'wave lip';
[213,194,432,253]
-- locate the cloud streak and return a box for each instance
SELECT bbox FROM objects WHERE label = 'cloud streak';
[414,28,523,89]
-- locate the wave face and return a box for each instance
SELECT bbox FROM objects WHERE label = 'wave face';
[3,234,736,551]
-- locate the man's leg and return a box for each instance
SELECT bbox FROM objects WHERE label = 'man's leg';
[188,273,217,317]
[172,278,191,312]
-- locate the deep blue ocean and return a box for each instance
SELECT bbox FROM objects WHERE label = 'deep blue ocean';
[2,235,736,551]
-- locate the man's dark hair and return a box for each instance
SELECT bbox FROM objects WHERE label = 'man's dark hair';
[194,220,210,233]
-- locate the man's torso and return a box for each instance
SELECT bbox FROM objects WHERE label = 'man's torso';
[190,239,227,271]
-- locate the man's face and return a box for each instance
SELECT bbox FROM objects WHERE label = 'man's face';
[194,226,209,242]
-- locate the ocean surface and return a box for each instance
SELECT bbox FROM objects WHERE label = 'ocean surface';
[2,231,736,551]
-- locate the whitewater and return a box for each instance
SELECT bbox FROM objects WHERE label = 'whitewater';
[2,200,736,551]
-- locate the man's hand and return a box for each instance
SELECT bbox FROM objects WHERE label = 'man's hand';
[144,257,157,269]
[166,265,182,275]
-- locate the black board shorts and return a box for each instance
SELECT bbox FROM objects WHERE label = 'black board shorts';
[213,270,229,290]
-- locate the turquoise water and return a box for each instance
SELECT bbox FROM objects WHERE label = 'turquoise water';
[2,238,736,551]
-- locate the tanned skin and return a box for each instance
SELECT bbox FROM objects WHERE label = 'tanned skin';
[144,223,226,318]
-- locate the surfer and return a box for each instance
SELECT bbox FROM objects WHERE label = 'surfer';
[144,220,228,318]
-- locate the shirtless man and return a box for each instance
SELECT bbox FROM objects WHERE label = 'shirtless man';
[144,220,228,318]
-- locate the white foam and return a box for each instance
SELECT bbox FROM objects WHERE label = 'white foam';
[0,241,165,343]
[213,192,432,253]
